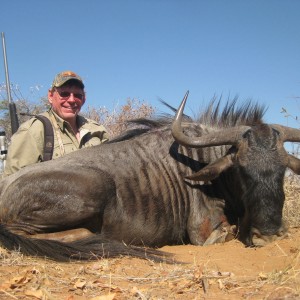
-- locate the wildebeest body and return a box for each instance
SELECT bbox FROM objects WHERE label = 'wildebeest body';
[1,93,300,261]
[0,124,227,248]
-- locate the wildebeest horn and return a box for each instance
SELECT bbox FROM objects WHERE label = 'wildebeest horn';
[185,153,235,181]
[171,91,251,147]
[271,124,300,143]
[271,124,300,175]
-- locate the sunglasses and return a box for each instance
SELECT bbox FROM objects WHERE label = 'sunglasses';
[56,90,84,101]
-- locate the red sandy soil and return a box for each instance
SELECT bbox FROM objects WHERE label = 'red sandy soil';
[0,227,299,299]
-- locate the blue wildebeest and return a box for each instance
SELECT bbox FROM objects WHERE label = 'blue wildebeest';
[0,91,299,262]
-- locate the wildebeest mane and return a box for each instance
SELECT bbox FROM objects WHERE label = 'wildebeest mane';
[197,96,267,127]
[108,97,267,143]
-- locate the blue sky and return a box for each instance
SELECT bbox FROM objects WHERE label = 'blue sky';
[1,0,300,128]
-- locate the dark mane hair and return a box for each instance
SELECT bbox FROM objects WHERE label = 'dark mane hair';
[197,96,267,127]
[108,98,267,143]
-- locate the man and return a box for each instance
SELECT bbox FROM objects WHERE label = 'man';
[4,70,109,176]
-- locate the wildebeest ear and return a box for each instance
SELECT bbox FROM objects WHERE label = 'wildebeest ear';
[287,154,300,175]
[185,154,234,182]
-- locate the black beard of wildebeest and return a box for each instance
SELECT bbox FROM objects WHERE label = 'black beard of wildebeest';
[0,91,300,262]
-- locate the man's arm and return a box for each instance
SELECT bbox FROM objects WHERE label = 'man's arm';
[4,119,44,176]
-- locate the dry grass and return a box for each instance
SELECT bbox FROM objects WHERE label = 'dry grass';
[283,175,300,227]
[0,246,300,299]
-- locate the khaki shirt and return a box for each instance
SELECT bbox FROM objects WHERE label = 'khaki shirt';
[4,109,109,176]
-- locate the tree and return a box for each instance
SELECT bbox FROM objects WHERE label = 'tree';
[84,98,155,137]
[0,83,49,138]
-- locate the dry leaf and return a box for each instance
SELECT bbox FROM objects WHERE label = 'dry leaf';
[24,289,44,299]
[258,272,268,280]
[217,279,224,290]
[0,282,12,290]
[7,274,32,289]
[89,294,116,300]
[74,279,87,289]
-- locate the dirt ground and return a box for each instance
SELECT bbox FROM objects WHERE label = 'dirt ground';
[0,227,299,300]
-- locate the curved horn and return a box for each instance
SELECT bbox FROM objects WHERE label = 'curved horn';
[171,92,251,148]
[271,124,300,142]
[271,124,300,173]
[185,153,234,182]
[287,154,300,175]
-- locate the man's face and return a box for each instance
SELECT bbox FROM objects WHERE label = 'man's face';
[48,85,86,120]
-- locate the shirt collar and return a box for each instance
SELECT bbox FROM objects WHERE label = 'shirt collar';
[49,108,87,131]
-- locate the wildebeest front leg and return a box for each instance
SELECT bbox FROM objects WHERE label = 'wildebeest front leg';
[187,197,233,245]
[0,167,116,236]
[203,224,236,245]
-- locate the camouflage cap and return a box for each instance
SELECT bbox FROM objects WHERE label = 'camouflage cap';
[51,71,84,89]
